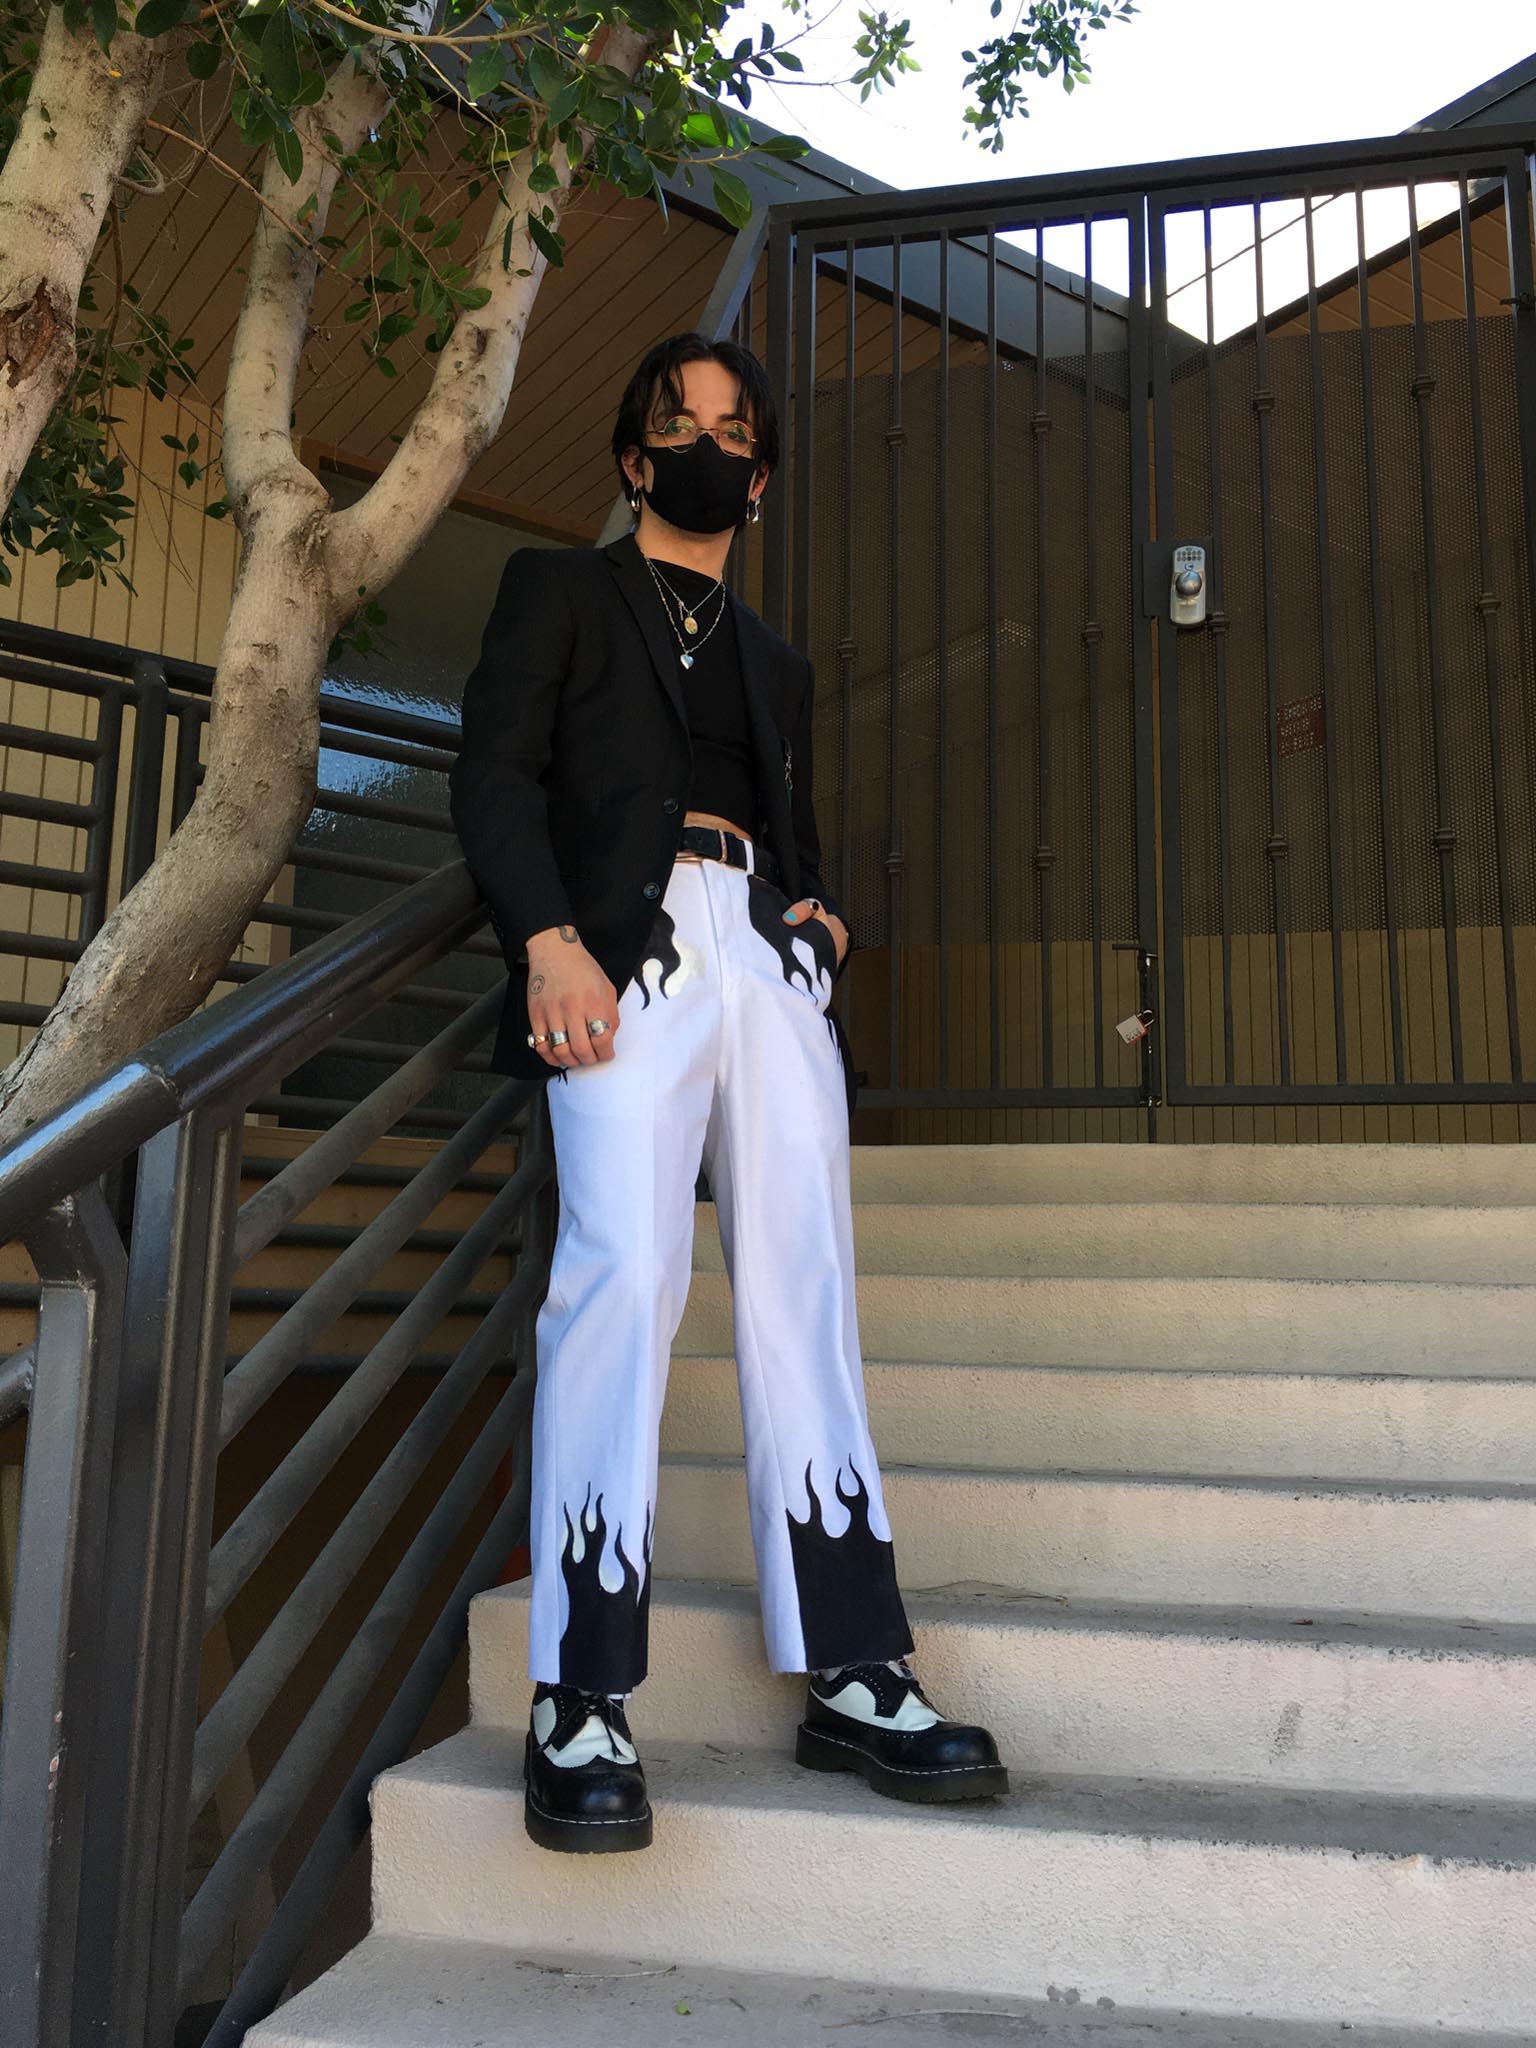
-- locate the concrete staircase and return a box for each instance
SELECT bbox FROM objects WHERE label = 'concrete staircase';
[248,1143,1536,2046]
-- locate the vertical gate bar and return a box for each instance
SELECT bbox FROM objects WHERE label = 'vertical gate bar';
[94,1107,244,2044]
[791,233,818,660]
[1202,205,1236,1087]
[1457,172,1523,1085]
[1303,195,1352,1088]
[1251,197,1296,1090]
[986,225,1001,1094]
[838,236,861,1087]
[763,214,793,636]
[1499,150,1536,1085]
[1149,196,1186,1112]
[1033,222,1055,1091]
[1354,186,1408,1084]
[171,705,204,832]
[936,230,952,1090]
[1406,182,1465,1085]
[884,236,905,1096]
[0,1189,126,2048]
[1082,219,1106,1091]
[79,686,124,944]
[122,657,170,895]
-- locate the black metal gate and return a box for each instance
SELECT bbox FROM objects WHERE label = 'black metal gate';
[763,125,1536,1131]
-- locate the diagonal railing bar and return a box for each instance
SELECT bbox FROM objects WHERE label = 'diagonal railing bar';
[188,1243,547,1815]
[231,984,508,1269]
[0,847,559,2048]
[218,1074,529,1448]
[199,1460,537,2048]
[177,1365,538,2000]
[204,1134,547,1627]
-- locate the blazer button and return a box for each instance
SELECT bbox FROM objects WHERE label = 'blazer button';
[662,796,679,813]
[643,881,660,899]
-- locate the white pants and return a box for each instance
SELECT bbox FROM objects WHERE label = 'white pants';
[526,847,913,1692]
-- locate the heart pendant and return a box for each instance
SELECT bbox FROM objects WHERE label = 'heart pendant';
[680,652,694,669]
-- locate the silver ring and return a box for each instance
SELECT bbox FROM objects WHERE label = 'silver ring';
[549,1029,569,1047]
[587,1018,610,1036]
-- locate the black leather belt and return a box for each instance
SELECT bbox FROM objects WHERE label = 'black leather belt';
[678,823,781,887]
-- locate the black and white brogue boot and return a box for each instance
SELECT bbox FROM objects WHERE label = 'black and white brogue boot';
[523,1681,653,1852]
[796,1657,1009,1804]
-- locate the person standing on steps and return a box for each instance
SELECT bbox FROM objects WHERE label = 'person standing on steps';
[449,330,1008,1855]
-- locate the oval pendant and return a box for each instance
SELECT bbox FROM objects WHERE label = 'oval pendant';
[684,615,698,634]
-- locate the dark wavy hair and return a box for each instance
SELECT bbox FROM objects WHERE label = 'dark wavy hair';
[611,332,780,511]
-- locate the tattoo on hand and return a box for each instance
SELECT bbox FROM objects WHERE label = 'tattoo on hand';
[529,973,546,996]
[558,924,578,944]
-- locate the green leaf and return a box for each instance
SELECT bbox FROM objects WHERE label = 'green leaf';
[90,0,118,56]
[271,122,304,184]
[682,108,728,147]
[527,41,564,101]
[133,0,189,36]
[262,9,301,103]
[466,44,504,101]
[710,167,753,231]
[527,213,564,267]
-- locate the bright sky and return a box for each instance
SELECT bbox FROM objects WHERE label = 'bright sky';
[739,1,1535,335]
[747,0,1534,185]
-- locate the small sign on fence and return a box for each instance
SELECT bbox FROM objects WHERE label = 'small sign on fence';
[1277,692,1326,757]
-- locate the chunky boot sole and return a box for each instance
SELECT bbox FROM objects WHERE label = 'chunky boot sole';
[795,1720,1011,1804]
[522,1730,655,1853]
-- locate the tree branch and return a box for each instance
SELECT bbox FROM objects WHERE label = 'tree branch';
[328,21,653,594]
[219,48,393,510]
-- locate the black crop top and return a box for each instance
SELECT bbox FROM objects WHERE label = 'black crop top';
[651,560,762,839]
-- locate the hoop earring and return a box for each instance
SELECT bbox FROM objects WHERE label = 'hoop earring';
[748,494,763,525]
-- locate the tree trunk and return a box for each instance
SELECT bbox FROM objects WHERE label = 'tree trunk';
[0,21,655,1147]
[0,8,170,520]
[0,470,335,1139]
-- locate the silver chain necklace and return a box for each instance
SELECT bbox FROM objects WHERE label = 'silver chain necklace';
[642,553,728,670]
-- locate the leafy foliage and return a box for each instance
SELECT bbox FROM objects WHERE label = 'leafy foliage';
[0,277,203,590]
[2,0,1132,596]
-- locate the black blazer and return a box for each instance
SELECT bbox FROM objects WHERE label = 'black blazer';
[449,528,858,1110]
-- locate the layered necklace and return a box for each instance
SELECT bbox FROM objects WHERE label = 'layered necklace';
[643,551,729,670]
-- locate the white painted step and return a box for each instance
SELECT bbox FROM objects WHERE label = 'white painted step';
[664,1354,1536,1482]
[847,1140,1536,1208]
[674,1269,1536,1374]
[246,1931,1536,2047]
[472,1580,1536,1804]
[652,1456,1536,1625]
[694,1199,1536,1282]
[371,1729,1536,2033]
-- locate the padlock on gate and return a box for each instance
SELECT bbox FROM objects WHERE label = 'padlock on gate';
[1115,1008,1155,1045]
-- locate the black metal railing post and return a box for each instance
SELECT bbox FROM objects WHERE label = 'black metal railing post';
[69,1107,246,2046]
[0,1186,127,2048]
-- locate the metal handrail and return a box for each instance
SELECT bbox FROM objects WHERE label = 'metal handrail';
[0,857,557,2048]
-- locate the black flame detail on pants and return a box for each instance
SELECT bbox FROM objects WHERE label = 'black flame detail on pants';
[557,1485,655,1692]
[634,904,685,1006]
[784,1458,914,1670]
[746,874,833,1003]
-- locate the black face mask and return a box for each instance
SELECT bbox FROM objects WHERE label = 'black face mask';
[639,435,759,535]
